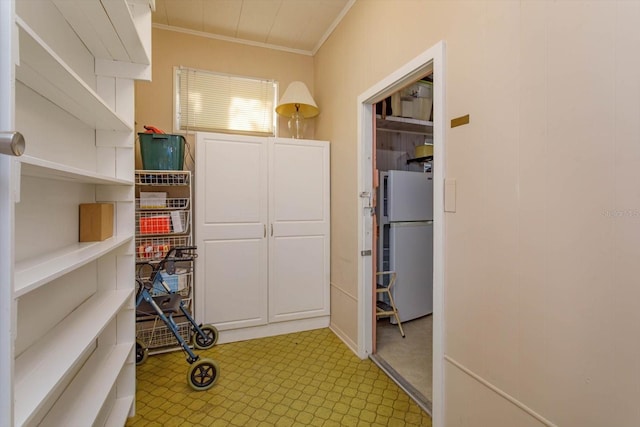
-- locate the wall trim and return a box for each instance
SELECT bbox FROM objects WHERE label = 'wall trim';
[330,281,357,302]
[152,23,313,56]
[444,355,557,427]
[311,0,357,55]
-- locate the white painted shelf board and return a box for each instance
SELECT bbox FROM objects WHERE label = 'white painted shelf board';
[15,235,133,297]
[52,0,150,65]
[376,114,433,135]
[101,0,151,65]
[40,342,133,426]
[21,155,134,185]
[15,17,133,132]
[14,289,133,426]
[104,395,135,427]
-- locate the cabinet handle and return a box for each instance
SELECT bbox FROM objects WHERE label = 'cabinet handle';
[264,224,266,238]
[0,131,25,157]
[271,224,273,237]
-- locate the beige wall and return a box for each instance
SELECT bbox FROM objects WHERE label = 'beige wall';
[135,27,315,169]
[316,1,640,426]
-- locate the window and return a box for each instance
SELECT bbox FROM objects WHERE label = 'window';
[175,67,278,136]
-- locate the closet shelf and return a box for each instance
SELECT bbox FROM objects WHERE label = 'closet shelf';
[135,210,190,237]
[40,342,133,426]
[376,115,433,135]
[16,18,133,132]
[21,155,134,186]
[14,289,133,426]
[135,171,191,186]
[104,395,136,427]
[52,0,151,65]
[15,235,133,297]
[407,156,433,164]
[136,197,190,210]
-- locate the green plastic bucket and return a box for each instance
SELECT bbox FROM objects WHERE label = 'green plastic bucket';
[138,133,185,170]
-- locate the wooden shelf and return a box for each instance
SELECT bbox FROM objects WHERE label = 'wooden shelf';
[21,155,133,186]
[376,115,433,135]
[52,0,150,65]
[15,235,133,297]
[14,289,133,426]
[407,156,433,164]
[40,342,133,426]
[15,18,133,132]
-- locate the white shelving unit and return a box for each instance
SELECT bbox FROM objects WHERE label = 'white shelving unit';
[0,0,153,425]
[16,17,133,132]
[134,170,194,353]
[14,290,132,425]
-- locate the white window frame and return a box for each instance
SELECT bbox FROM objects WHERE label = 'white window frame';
[173,66,278,136]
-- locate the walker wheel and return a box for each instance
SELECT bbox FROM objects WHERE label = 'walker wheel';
[136,339,148,365]
[194,324,219,350]
[187,358,219,391]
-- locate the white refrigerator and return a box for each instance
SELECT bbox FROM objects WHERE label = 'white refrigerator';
[378,170,433,322]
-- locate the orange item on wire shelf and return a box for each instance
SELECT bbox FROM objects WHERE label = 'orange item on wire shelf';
[139,215,171,234]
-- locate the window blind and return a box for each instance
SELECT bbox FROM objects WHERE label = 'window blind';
[176,67,278,136]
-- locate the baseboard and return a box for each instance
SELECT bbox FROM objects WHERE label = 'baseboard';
[329,322,359,357]
[216,316,330,344]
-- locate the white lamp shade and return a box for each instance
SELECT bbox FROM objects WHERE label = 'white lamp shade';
[276,81,319,118]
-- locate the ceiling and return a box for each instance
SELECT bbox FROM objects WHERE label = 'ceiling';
[152,0,354,55]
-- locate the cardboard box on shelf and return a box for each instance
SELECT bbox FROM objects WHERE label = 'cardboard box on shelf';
[79,203,114,242]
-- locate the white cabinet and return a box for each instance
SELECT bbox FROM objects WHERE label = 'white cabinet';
[195,132,330,343]
[0,0,152,425]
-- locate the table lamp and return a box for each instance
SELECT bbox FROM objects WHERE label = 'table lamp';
[275,81,319,139]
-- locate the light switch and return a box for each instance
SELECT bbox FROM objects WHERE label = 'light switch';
[444,179,456,213]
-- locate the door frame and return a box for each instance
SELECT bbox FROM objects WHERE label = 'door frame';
[0,0,16,424]
[356,41,446,426]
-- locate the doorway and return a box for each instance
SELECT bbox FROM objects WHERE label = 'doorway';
[372,71,435,413]
[356,41,445,425]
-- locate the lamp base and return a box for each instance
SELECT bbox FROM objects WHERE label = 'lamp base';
[288,112,306,139]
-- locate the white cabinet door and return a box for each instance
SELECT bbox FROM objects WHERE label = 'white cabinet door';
[268,138,330,322]
[195,133,268,330]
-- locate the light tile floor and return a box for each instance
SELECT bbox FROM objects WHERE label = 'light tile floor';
[127,328,431,426]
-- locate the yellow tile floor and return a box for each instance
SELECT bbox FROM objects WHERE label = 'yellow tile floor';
[127,328,432,426]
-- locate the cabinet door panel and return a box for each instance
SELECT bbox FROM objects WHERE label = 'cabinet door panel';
[203,137,265,224]
[271,143,325,221]
[269,235,328,322]
[203,239,267,329]
[195,133,268,327]
[269,138,330,322]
